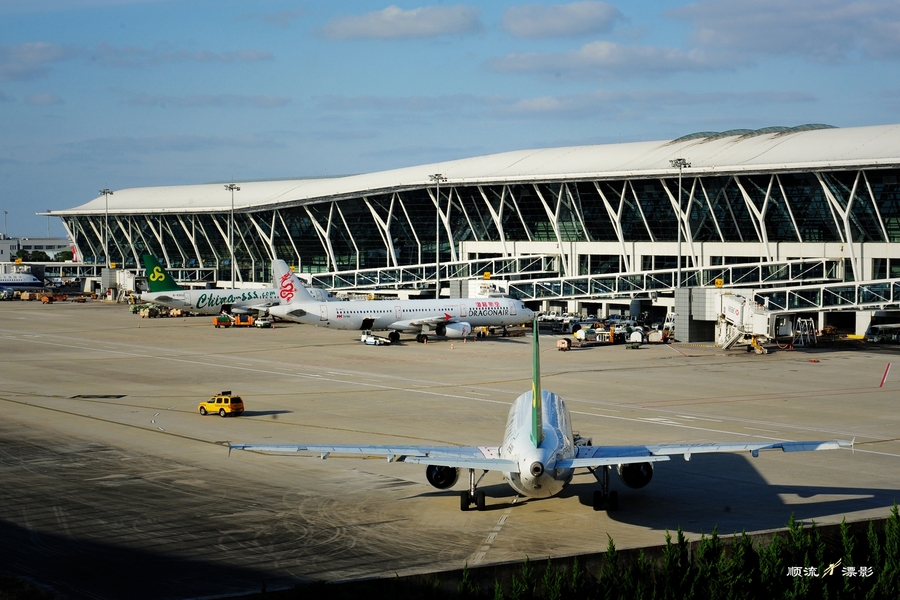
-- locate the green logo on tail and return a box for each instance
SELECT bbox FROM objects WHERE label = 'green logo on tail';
[142,255,183,293]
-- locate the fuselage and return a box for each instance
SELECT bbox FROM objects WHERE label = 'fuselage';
[501,390,576,499]
[0,273,43,288]
[141,287,280,314]
[270,297,534,332]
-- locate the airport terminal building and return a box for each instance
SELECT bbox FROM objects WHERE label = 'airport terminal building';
[51,123,900,334]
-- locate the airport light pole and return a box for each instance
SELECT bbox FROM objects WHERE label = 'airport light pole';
[100,188,113,267]
[225,183,240,288]
[429,173,447,300]
[669,158,690,289]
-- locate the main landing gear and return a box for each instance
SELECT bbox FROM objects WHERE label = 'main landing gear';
[460,469,488,511]
[415,333,429,344]
[589,465,619,511]
[389,331,400,343]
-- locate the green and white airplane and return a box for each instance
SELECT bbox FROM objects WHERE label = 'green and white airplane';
[227,320,851,512]
[140,255,283,315]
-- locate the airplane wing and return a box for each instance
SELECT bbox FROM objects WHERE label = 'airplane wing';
[555,440,851,469]
[227,443,520,472]
[388,314,454,329]
[232,302,280,315]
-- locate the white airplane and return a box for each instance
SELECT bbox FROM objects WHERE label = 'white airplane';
[228,320,851,512]
[140,256,337,315]
[139,255,288,315]
[0,272,43,289]
[267,268,535,343]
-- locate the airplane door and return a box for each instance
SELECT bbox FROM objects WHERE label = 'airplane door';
[508,300,517,316]
[395,305,402,320]
[460,303,467,317]
[319,304,328,321]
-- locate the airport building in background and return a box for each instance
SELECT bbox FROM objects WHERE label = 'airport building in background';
[50,123,900,335]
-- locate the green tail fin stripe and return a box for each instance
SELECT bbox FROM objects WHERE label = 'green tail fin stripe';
[531,318,544,448]
[142,255,183,293]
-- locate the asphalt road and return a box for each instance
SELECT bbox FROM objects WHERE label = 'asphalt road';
[1,300,898,598]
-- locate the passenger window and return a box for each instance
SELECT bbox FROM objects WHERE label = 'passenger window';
[216,398,223,404]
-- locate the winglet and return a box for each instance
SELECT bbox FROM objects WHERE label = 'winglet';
[142,255,183,293]
[531,318,544,448]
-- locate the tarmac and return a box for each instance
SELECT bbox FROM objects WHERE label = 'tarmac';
[1,300,898,599]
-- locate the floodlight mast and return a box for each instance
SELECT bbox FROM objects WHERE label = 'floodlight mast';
[429,173,447,300]
[669,158,690,289]
[225,183,241,289]
[100,188,114,267]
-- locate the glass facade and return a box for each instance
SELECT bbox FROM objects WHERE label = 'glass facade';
[61,167,900,282]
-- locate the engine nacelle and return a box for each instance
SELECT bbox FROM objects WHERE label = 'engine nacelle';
[617,462,654,489]
[425,465,459,489]
[435,322,471,338]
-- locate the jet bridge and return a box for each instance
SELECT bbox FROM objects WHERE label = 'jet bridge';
[714,293,788,354]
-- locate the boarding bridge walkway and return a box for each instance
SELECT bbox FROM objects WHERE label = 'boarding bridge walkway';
[506,259,844,301]
[749,278,900,313]
[309,254,558,290]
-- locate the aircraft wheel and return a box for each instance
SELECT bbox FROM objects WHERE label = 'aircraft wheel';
[219,408,227,417]
[421,335,429,344]
[475,490,486,511]
[199,407,207,415]
[592,490,605,511]
[460,491,470,511]
[608,491,619,511]
[389,331,400,343]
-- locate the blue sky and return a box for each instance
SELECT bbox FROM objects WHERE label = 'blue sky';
[2,0,899,237]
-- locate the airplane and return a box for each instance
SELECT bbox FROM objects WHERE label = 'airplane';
[227,320,851,512]
[140,256,337,315]
[266,268,535,343]
[0,272,44,290]
[140,255,286,315]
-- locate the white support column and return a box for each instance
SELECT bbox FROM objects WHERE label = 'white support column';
[533,183,569,276]
[478,185,509,257]
[594,181,632,272]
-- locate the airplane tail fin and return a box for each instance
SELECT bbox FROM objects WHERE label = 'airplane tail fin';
[531,318,544,448]
[273,260,316,305]
[142,255,183,293]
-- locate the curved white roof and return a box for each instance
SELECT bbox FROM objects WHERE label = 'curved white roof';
[54,123,900,216]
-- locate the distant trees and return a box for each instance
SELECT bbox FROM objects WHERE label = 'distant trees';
[15,249,51,261]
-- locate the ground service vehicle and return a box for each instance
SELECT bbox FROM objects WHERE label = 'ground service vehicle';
[198,392,244,417]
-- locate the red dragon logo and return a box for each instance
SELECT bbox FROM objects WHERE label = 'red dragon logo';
[279,272,296,303]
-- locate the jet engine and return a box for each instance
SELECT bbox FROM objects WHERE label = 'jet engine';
[435,322,472,338]
[425,465,459,489]
[617,462,654,489]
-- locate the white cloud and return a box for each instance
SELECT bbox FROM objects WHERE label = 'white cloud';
[89,44,274,68]
[261,8,304,27]
[123,92,290,108]
[317,93,502,112]
[488,40,742,79]
[26,93,64,105]
[672,0,900,62]
[322,5,482,40]
[495,89,816,118]
[63,134,285,156]
[0,42,78,81]
[502,1,623,38]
